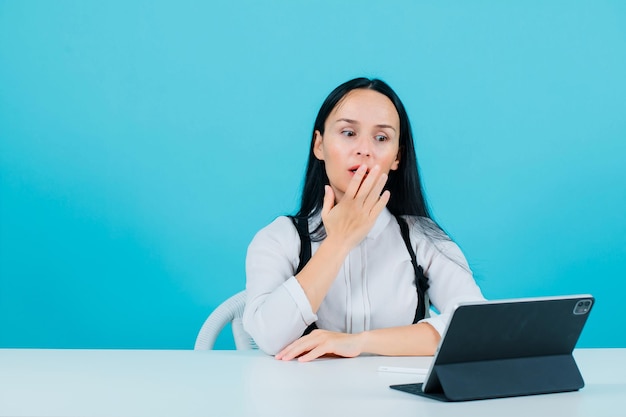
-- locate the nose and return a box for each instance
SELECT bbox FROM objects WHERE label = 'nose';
[355,137,372,157]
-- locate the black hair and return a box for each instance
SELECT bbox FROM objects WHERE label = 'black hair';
[295,77,445,240]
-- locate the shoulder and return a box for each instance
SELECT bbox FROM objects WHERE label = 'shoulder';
[398,215,449,242]
[249,216,299,247]
[401,215,469,264]
[246,216,302,270]
[245,217,305,290]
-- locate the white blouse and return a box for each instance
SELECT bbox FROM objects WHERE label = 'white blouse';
[242,208,485,355]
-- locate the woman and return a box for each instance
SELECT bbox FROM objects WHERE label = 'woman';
[243,77,484,361]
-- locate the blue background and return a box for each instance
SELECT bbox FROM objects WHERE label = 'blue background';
[1,1,625,350]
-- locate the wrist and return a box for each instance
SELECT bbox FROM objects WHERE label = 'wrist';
[357,330,371,355]
[321,233,354,258]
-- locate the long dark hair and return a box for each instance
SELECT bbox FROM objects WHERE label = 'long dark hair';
[295,77,443,239]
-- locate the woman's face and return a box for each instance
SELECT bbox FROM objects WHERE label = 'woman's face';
[313,88,401,202]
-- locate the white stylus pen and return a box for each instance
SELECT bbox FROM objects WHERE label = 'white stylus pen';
[377,366,428,374]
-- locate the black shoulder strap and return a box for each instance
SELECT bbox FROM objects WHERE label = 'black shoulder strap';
[289,216,317,335]
[290,216,311,273]
[395,215,430,323]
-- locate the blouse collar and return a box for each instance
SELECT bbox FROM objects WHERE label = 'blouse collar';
[367,208,393,240]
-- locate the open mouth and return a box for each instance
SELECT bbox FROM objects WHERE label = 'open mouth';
[349,166,370,175]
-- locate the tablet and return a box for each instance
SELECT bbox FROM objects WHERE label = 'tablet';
[390,294,594,401]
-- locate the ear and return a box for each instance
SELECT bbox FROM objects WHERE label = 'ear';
[313,130,325,161]
[390,148,401,171]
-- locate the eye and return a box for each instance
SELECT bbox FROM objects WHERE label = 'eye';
[341,130,356,137]
[374,134,388,142]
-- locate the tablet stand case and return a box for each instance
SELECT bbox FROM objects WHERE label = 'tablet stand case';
[390,296,592,402]
[391,353,584,401]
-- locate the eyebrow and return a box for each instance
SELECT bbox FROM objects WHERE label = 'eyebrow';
[335,118,397,132]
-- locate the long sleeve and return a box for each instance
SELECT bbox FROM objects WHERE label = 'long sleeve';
[242,216,318,354]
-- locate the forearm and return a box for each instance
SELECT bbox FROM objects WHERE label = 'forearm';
[359,323,440,356]
[295,236,352,312]
[276,322,441,362]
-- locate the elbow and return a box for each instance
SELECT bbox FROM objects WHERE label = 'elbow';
[242,315,289,356]
[255,340,285,357]
[411,322,440,356]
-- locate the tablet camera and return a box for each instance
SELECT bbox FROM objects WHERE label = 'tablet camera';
[573,299,593,315]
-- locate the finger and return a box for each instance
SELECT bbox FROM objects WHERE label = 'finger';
[275,339,299,360]
[343,164,368,200]
[276,343,303,361]
[369,189,391,218]
[275,347,289,360]
[353,166,386,209]
[276,337,316,361]
[362,172,389,211]
[353,165,383,203]
[297,345,329,362]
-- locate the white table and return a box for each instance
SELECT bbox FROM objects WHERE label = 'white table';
[0,348,624,417]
